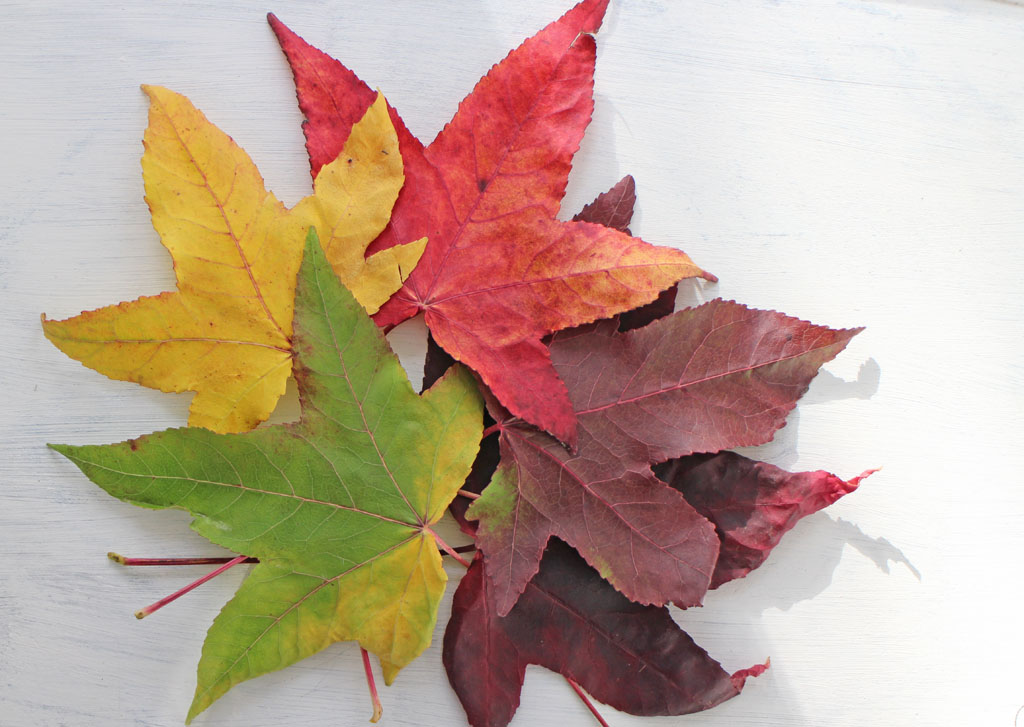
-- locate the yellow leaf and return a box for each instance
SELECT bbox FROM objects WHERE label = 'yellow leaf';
[292,96,426,314]
[42,87,423,433]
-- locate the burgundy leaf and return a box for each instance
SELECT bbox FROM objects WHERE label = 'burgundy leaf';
[443,541,766,727]
[656,452,877,588]
[571,174,637,233]
[423,331,457,392]
[616,284,678,332]
[470,300,861,613]
[450,433,502,537]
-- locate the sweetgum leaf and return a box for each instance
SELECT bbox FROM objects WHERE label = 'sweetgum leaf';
[42,91,423,433]
[443,542,766,727]
[444,175,647,536]
[49,229,482,722]
[270,0,710,447]
[470,300,862,614]
[567,174,680,332]
[656,452,876,588]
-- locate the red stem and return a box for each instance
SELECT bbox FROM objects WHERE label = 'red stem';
[566,678,611,727]
[109,552,258,566]
[481,423,501,438]
[431,531,472,568]
[361,648,383,723]
[134,554,249,619]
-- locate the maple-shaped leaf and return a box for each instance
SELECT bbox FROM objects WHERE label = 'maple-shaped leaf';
[469,300,862,614]
[49,229,482,722]
[656,452,876,588]
[270,0,710,447]
[440,174,652,536]
[443,542,767,727]
[42,88,424,433]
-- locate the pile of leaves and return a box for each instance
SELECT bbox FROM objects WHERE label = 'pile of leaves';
[44,1,872,725]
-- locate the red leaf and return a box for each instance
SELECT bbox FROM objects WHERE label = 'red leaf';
[569,174,680,332]
[656,452,877,588]
[444,176,644,536]
[443,542,766,727]
[470,300,861,613]
[270,1,709,447]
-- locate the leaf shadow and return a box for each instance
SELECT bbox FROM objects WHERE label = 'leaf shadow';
[802,357,881,404]
[730,356,881,470]
[698,504,919,622]
[668,513,919,724]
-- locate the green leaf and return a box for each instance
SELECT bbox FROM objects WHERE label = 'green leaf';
[49,228,483,722]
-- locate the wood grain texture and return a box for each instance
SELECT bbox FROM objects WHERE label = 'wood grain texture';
[2,1,1023,725]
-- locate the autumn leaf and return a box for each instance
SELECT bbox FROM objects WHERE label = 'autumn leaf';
[49,229,482,722]
[270,0,711,447]
[655,452,876,588]
[468,300,862,614]
[442,174,652,536]
[443,542,767,727]
[42,88,424,433]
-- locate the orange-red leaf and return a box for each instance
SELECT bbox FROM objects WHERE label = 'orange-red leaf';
[270,0,710,447]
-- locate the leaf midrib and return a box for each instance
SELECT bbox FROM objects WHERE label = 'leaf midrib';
[151,92,288,343]
[59,453,418,529]
[572,327,848,418]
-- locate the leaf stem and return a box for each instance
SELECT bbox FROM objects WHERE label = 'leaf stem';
[430,530,472,568]
[456,489,480,500]
[566,678,611,727]
[109,552,258,566]
[360,648,383,723]
[134,554,249,619]
[481,423,501,438]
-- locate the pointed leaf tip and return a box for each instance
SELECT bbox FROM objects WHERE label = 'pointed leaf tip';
[846,467,881,491]
[730,659,770,690]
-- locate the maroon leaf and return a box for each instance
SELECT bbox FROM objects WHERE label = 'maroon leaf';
[616,283,678,333]
[450,433,502,537]
[422,331,457,392]
[571,174,637,233]
[443,541,766,727]
[656,452,877,588]
[470,300,861,614]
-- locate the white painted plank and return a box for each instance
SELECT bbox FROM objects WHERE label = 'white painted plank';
[2,1,1023,725]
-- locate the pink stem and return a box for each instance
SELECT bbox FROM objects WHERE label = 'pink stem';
[481,423,501,438]
[431,531,472,568]
[109,552,258,566]
[457,489,480,501]
[361,648,383,723]
[134,554,249,619]
[566,678,610,727]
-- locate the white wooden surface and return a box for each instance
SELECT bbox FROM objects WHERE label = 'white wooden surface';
[3,1,1023,725]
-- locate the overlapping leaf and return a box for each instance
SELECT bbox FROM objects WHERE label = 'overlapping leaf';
[444,451,870,726]
[469,302,862,614]
[443,542,768,727]
[50,231,483,721]
[442,175,644,534]
[42,89,424,433]
[656,452,876,588]
[42,2,874,724]
[270,0,711,446]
